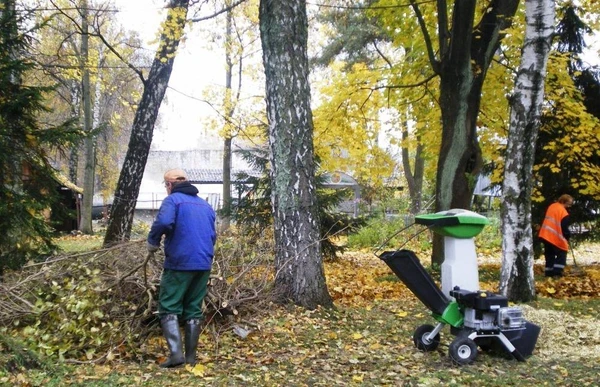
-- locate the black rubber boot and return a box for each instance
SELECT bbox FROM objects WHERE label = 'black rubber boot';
[159,314,184,368]
[184,318,201,365]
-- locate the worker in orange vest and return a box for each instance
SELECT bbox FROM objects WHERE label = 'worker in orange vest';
[538,194,573,277]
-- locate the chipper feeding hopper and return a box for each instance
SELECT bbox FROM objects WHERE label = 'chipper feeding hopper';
[379,249,541,365]
[414,209,489,298]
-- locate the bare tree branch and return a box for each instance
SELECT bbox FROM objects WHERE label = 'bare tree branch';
[47,0,146,83]
[190,0,247,22]
[410,0,441,73]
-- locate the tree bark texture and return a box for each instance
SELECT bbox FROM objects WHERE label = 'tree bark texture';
[401,120,424,215]
[68,83,81,186]
[222,136,232,230]
[103,0,190,246]
[429,0,520,264]
[500,0,555,302]
[259,0,333,309]
[80,1,95,234]
[221,6,234,232]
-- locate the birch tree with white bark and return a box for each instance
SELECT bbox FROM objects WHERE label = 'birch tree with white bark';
[259,0,333,308]
[104,0,190,245]
[500,0,556,302]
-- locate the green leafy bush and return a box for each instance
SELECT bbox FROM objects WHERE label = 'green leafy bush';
[474,212,502,251]
[347,216,430,251]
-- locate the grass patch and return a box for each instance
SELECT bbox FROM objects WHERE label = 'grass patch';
[54,234,103,253]
[374,274,401,283]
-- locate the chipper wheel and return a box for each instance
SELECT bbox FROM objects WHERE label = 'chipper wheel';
[448,336,478,365]
[413,324,440,352]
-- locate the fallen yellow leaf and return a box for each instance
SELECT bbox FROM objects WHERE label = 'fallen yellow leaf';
[352,374,364,382]
[190,363,206,377]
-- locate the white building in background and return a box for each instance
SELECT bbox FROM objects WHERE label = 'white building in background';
[136,147,252,217]
[134,148,363,224]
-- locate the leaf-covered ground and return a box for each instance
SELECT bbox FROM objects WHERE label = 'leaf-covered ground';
[2,244,600,386]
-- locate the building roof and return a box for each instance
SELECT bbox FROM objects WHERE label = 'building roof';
[184,169,361,189]
[185,168,261,184]
[184,168,362,194]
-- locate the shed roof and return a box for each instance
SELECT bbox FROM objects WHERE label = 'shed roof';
[54,172,83,194]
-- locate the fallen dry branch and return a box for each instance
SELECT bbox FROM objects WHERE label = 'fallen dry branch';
[0,231,277,362]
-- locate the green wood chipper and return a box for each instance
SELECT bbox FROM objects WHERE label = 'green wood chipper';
[378,209,540,365]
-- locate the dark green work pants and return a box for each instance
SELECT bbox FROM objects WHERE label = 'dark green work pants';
[158,269,211,321]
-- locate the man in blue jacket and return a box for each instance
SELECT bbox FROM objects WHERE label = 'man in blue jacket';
[147,168,216,368]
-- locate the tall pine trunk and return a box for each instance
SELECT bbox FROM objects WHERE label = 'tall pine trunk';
[259,0,332,309]
[103,0,190,245]
[500,0,555,302]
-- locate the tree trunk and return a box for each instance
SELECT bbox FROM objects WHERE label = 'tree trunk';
[500,0,555,302]
[103,0,190,245]
[79,1,95,234]
[221,5,234,232]
[92,46,105,218]
[435,0,479,213]
[401,118,424,215]
[68,82,80,186]
[222,136,232,230]
[424,0,520,265]
[259,0,332,309]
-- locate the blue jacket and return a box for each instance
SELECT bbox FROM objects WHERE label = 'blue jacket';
[148,182,216,271]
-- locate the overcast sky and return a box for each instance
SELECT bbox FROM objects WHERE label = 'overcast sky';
[115,0,225,151]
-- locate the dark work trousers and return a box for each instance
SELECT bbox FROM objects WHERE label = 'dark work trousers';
[543,241,567,276]
[158,269,211,321]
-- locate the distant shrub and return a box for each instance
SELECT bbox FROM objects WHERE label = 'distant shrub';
[474,212,502,251]
[348,216,420,250]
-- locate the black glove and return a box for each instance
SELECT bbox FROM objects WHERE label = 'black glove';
[147,242,160,253]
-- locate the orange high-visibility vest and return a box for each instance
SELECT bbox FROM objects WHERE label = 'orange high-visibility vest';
[538,202,569,251]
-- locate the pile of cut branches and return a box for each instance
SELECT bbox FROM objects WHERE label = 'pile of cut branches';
[0,230,276,363]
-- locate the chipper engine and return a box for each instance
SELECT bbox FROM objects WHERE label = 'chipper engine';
[378,209,540,365]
